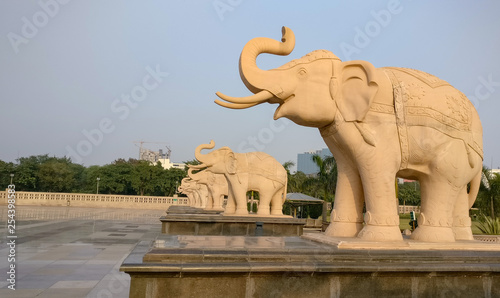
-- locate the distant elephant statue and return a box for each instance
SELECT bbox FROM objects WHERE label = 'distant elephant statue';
[178,178,208,208]
[189,141,287,216]
[215,27,483,242]
[188,167,228,211]
[178,178,196,206]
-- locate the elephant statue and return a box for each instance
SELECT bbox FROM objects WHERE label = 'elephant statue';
[178,178,209,208]
[215,27,483,242]
[189,141,288,216]
[188,167,228,211]
[178,178,196,206]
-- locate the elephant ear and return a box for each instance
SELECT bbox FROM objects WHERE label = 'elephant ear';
[225,151,237,175]
[337,60,379,122]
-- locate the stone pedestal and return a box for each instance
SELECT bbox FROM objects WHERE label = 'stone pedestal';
[121,234,500,298]
[160,214,305,236]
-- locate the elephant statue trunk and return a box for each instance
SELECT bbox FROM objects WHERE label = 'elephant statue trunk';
[215,27,297,109]
[194,140,215,167]
[239,26,295,95]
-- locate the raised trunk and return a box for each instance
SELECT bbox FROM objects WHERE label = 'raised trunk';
[239,26,295,94]
[194,141,215,164]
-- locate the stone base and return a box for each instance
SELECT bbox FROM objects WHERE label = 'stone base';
[160,213,305,236]
[165,205,223,215]
[121,234,500,298]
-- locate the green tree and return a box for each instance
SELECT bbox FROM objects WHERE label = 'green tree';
[88,159,136,195]
[476,166,500,219]
[288,171,308,193]
[160,168,187,196]
[302,154,337,202]
[37,157,80,192]
[0,160,16,188]
[397,181,421,206]
[282,161,295,193]
[15,155,51,191]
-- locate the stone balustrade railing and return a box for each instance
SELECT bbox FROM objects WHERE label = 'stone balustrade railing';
[0,190,188,210]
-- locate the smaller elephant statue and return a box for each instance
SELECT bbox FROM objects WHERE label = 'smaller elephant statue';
[189,141,288,216]
[188,167,228,211]
[178,178,208,208]
[178,178,196,206]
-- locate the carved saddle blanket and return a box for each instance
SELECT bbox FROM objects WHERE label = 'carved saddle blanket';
[381,67,483,169]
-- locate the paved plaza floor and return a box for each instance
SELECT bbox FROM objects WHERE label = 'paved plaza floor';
[0,205,166,298]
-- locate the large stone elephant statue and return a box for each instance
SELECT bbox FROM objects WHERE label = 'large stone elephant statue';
[187,167,228,211]
[189,141,287,216]
[215,27,483,242]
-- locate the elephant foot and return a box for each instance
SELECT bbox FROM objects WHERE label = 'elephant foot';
[256,209,270,216]
[453,216,474,240]
[357,225,403,241]
[225,206,236,214]
[410,226,455,242]
[452,226,474,241]
[234,208,249,215]
[270,209,283,216]
[324,221,363,238]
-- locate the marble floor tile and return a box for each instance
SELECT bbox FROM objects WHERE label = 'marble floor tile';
[0,205,164,297]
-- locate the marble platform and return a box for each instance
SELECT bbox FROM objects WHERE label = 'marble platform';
[121,234,500,297]
[161,206,306,236]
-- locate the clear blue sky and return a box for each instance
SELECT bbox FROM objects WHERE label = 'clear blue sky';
[1,1,500,171]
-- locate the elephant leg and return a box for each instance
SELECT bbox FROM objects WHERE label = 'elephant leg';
[452,187,473,240]
[270,189,284,215]
[411,177,457,242]
[257,192,272,215]
[324,161,364,237]
[213,193,224,211]
[356,170,402,241]
[234,189,249,215]
[224,189,236,215]
[205,192,214,210]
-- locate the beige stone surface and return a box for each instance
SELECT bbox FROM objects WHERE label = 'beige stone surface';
[216,27,483,243]
[188,167,227,211]
[178,178,208,208]
[302,233,500,251]
[189,141,287,216]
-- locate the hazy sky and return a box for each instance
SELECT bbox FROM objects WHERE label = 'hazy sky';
[1,1,500,171]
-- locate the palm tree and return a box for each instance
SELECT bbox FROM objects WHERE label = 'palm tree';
[478,166,500,219]
[303,154,337,202]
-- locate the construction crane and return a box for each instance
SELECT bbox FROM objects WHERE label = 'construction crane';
[132,141,171,160]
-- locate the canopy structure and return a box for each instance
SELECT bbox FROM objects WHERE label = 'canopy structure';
[285,193,325,218]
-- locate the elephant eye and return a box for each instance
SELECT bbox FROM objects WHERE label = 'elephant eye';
[298,68,307,77]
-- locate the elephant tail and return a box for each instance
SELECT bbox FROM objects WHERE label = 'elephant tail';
[468,169,482,209]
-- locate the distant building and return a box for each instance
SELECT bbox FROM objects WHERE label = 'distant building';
[139,148,185,170]
[297,148,331,175]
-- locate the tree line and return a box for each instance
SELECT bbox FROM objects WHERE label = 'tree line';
[0,155,186,197]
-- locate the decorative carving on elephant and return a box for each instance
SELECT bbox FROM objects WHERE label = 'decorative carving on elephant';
[215,27,483,242]
[189,141,287,216]
[178,178,208,208]
[187,167,228,211]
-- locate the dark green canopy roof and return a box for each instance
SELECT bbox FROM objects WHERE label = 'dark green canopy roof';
[286,193,324,204]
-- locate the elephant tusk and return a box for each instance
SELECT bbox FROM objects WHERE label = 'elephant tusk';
[215,90,274,104]
[214,99,263,109]
[188,164,207,169]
